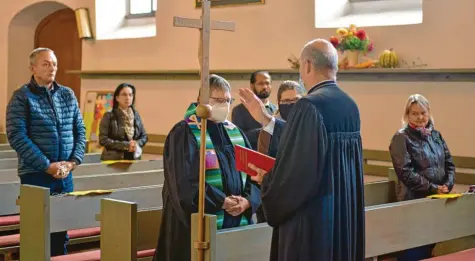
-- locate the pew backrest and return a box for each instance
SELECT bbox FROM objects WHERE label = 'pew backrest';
[0,170,164,217]
[191,194,475,260]
[363,149,475,185]
[0,159,163,183]
[0,150,16,159]
[364,180,396,206]
[0,144,11,151]
[0,152,102,171]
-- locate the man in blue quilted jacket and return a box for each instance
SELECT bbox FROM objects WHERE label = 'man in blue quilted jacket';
[6,47,86,256]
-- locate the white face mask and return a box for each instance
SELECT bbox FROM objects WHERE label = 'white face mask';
[210,103,230,123]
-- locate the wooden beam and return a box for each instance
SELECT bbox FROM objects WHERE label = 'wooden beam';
[173,17,235,31]
[67,68,475,82]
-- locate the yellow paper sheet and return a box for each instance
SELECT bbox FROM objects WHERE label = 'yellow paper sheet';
[67,190,113,196]
[426,193,463,199]
[101,160,136,165]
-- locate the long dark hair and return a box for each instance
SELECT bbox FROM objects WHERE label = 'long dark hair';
[113,83,136,110]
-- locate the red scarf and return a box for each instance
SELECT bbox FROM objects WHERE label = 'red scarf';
[409,123,431,136]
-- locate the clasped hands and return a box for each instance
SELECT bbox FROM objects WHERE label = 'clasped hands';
[46,161,75,179]
[128,140,137,152]
[222,195,250,216]
[437,185,449,194]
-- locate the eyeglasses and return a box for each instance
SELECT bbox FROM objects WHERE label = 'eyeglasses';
[210,97,235,104]
[279,98,299,105]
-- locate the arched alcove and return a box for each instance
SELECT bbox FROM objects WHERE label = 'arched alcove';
[7,1,72,100]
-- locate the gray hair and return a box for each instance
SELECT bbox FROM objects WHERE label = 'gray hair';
[29,47,54,65]
[402,94,434,126]
[197,74,231,100]
[301,42,338,72]
[277,80,306,102]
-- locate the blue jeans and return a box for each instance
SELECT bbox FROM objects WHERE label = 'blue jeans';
[20,172,74,256]
[398,244,436,261]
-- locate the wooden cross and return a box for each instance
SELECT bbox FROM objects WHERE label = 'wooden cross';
[173,0,235,104]
[173,2,235,261]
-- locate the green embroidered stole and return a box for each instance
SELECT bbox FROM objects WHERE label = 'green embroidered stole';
[184,103,249,229]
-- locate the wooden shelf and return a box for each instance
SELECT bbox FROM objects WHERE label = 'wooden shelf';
[67,68,475,82]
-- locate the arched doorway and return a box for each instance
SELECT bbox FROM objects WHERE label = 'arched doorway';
[7,1,82,104]
[35,8,82,103]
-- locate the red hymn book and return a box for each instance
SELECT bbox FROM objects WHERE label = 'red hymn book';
[234,145,275,176]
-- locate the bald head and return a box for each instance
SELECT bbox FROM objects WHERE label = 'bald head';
[300,39,338,73]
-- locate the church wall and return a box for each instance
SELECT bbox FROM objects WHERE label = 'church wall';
[0,0,474,158]
[81,78,475,157]
[0,0,93,132]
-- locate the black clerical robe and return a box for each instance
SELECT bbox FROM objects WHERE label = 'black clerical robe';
[261,81,365,261]
[232,103,277,150]
[153,120,261,261]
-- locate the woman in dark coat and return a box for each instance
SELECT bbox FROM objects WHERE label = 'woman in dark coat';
[389,94,455,261]
[99,83,148,160]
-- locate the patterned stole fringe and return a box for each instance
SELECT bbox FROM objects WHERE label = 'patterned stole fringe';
[184,103,249,229]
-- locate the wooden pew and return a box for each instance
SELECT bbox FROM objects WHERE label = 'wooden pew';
[364,149,475,185]
[180,194,475,261]
[0,144,11,152]
[0,159,163,183]
[51,180,399,261]
[0,153,102,170]
[0,169,165,219]
[0,169,164,259]
[41,199,162,261]
[18,184,164,261]
[0,150,16,159]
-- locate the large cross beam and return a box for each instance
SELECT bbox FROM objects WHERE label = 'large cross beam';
[173,2,235,105]
[173,2,235,261]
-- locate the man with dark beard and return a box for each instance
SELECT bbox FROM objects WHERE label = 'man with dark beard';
[232,71,277,150]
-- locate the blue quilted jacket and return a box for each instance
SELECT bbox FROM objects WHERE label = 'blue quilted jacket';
[6,77,86,176]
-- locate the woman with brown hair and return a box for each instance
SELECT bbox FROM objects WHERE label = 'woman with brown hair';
[99,83,148,160]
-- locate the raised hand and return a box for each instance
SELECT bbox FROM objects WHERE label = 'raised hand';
[238,88,272,126]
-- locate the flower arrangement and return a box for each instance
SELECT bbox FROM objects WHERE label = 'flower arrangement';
[329,24,373,54]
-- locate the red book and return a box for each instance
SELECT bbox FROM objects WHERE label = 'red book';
[234,144,275,176]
